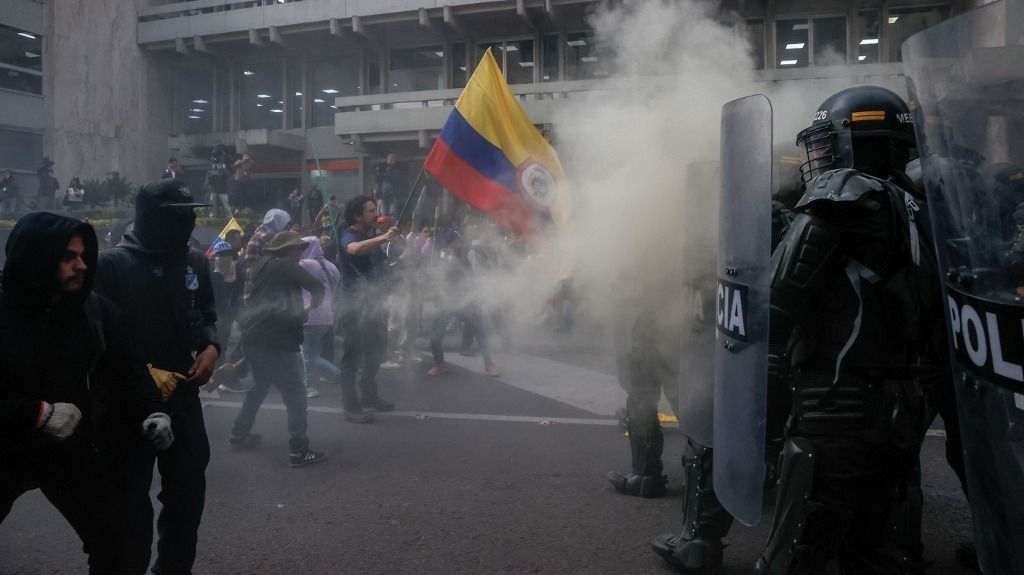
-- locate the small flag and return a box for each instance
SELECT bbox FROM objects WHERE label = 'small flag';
[204,217,245,257]
[424,49,570,237]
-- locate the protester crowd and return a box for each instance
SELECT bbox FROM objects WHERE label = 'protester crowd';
[0,165,522,573]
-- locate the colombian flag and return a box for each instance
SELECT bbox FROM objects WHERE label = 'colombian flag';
[425,49,570,237]
[203,217,245,257]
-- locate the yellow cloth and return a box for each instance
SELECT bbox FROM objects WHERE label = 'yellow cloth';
[147,364,187,401]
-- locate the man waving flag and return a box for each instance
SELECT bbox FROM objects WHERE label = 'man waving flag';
[424,49,570,237]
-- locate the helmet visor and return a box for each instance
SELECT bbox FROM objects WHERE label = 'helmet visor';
[796,121,836,185]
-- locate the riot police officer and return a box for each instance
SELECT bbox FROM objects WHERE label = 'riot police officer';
[754,85,944,574]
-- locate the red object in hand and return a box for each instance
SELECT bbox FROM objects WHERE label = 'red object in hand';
[376,215,394,226]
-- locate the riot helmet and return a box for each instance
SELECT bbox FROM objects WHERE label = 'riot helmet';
[795,85,917,185]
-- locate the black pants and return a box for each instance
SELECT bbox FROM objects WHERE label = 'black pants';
[1,446,123,573]
[339,306,386,410]
[123,395,210,575]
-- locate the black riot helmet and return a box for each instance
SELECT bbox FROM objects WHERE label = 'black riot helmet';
[795,85,917,185]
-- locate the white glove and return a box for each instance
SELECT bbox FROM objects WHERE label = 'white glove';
[38,402,82,440]
[142,412,174,451]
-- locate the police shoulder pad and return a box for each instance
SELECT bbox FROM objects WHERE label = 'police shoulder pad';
[796,169,885,210]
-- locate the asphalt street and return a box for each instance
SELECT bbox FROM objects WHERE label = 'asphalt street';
[0,342,976,574]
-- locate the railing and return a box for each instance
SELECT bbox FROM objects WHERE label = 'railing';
[139,0,304,22]
[332,79,608,112]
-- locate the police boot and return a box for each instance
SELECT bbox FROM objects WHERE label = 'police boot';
[651,533,724,574]
[605,471,667,498]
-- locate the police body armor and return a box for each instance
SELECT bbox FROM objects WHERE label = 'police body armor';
[905,5,1024,573]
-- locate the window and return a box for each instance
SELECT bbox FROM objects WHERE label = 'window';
[0,128,43,171]
[855,11,880,64]
[813,16,847,66]
[746,20,765,70]
[0,24,43,95]
[287,59,304,129]
[775,19,809,68]
[884,5,950,63]
[565,32,608,80]
[503,40,535,85]
[390,46,445,92]
[542,34,559,82]
[178,66,213,134]
[476,42,503,72]
[239,60,284,130]
[452,43,468,88]
[311,55,359,126]
[776,15,848,68]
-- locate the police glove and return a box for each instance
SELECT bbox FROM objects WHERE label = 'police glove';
[142,412,174,451]
[148,364,187,401]
[37,402,82,440]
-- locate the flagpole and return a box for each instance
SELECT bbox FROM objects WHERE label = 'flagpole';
[394,165,427,225]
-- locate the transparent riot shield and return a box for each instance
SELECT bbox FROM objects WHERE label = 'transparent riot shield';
[676,161,720,448]
[712,95,772,526]
[904,4,1024,573]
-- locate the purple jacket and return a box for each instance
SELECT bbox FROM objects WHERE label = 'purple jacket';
[299,237,341,326]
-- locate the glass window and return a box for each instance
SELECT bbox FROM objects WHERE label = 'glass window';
[812,16,847,66]
[367,58,381,95]
[746,20,765,70]
[503,39,534,85]
[855,10,881,64]
[476,42,503,72]
[0,68,42,94]
[311,55,359,126]
[178,66,213,134]
[452,43,468,88]
[775,19,809,68]
[542,34,559,82]
[287,60,304,129]
[0,24,43,95]
[884,6,950,62]
[0,24,42,72]
[565,32,608,80]
[389,46,444,92]
[0,128,43,172]
[216,66,231,131]
[239,60,284,130]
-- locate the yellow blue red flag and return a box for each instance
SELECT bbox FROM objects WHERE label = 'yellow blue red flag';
[425,49,570,236]
[203,216,245,257]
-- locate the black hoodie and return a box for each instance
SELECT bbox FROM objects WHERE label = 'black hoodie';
[0,212,165,455]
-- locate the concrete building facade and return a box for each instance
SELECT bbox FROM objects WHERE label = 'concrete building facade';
[0,0,1000,209]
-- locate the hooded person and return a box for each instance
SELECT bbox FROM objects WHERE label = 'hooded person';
[244,208,292,294]
[298,235,342,398]
[94,179,220,575]
[0,212,172,573]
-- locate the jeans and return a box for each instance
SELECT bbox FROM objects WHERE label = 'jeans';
[339,305,387,410]
[302,324,341,387]
[231,345,309,454]
[431,304,492,365]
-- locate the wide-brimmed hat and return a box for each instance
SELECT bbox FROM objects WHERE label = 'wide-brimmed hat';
[265,230,309,254]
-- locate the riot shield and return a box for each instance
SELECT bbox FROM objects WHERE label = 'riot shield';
[712,95,772,526]
[904,4,1024,573]
[676,161,720,448]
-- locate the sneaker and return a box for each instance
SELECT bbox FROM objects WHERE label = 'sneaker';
[380,361,401,369]
[289,450,326,468]
[229,433,262,450]
[427,365,448,376]
[343,410,375,423]
[484,363,500,377]
[306,387,320,398]
[362,397,395,412]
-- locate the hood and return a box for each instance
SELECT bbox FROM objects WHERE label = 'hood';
[262,209,292,234]
[300,236,323,261]
[2,212,98,309]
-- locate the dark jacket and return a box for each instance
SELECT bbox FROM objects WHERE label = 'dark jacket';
[0,213,165,455]
[95,234,219,410]
[240,255,323,352]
